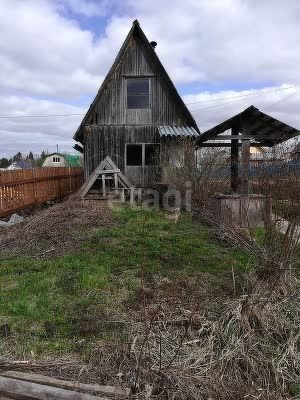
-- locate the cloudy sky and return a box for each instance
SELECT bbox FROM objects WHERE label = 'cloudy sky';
[1,0,300,158]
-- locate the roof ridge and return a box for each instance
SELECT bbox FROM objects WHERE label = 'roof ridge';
[73,21,199,141]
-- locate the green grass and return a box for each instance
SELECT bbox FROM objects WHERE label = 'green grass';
[0,205,251,356]
[290,385,300,397]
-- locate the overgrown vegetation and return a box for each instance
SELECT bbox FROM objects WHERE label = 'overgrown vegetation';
[0,143,299,398]
[0,205,250,359]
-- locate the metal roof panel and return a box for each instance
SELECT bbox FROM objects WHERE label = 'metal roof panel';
[158,125,199,137]
[196,106,300,146]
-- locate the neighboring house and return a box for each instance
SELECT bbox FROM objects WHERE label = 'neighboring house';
[42,153,81,168]
[73,20,200,187]
[7,160,32,170]
[42,153,66,167]
[249,146,270,163]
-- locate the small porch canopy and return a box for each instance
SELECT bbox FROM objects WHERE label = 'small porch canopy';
[196,105,300,193]
[158,125,199,138]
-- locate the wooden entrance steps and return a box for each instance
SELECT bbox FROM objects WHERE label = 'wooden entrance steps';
[75,157,133,199]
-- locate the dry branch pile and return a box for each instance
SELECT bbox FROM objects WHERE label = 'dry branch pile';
[83,274,300,400]
[0,197,114,259]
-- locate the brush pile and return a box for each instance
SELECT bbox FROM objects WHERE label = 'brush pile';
[0,197,113,258]
[82,272,300,400]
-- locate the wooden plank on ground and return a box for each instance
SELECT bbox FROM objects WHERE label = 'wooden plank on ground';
[0,375,108,400]
[1,371,131,398]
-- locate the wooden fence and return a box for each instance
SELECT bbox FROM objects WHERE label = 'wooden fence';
[0,167,83,218]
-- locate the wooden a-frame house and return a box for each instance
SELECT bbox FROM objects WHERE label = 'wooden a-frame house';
[74,20,199,190]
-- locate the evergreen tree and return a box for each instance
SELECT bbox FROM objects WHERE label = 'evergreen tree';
[13,152,22,162]
[0,158,10,168]
[35,151,47,167]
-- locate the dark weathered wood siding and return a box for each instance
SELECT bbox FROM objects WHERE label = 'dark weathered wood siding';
[84,125,160,187]
[88,35,194,127]
[81,26,197,187]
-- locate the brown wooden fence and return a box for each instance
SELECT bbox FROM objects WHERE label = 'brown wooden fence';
[0,167,84,218]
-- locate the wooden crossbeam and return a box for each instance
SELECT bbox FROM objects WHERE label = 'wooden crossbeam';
[197,142,265,147]
[96,169,121,174]
[75,158,108,198]
[117,172,132,188]
[75,156,133,199]
[207,135,271,141]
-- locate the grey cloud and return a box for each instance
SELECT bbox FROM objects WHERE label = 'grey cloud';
[184,86,300,134]
[0,96,85,157]
[1,0,300,156]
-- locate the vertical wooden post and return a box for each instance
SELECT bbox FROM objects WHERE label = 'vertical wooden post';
[241,138,250,196]
[114,173,118,190]
[68,167,72,193]
[101,174,106,197]
[240,138,250,227]
[130,187,135,205]
[137,188,142,204]
[231,126,239,193]
[121,188,125,203]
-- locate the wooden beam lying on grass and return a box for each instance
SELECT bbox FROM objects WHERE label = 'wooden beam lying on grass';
[0,375,107,400]
[0,371,131,398]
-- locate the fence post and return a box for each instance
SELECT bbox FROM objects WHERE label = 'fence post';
[69,167,72,193]
[32,169,35,205]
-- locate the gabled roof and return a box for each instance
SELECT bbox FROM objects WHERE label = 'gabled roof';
[197,105,300,147]
[45,153,65,158]
[74,20,199,142]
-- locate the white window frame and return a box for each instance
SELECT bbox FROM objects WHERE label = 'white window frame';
[53,157,60,163]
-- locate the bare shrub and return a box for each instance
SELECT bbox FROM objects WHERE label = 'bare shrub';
[248,143,300,279]
[139,138,300,399]
[160,137,231,207]
[82,274,300,400]
[161,138,300,278]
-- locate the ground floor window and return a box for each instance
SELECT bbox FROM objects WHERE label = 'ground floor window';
[126,143,159,167]
[126,144,142,166]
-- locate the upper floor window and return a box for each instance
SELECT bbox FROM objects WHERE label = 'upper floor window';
[53,157,60,163]
[127,78,150,109]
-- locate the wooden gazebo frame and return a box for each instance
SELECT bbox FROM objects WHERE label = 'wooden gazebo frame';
[196,105,300,195]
